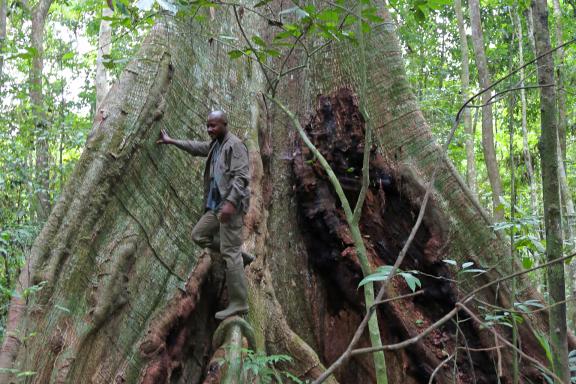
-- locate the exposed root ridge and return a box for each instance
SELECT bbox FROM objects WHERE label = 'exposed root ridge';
[212,316,256,351]
[139,252,212,384]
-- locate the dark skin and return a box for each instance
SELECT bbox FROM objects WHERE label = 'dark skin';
[156,111,237,223]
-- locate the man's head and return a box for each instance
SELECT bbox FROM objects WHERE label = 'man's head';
[206,110,228,140]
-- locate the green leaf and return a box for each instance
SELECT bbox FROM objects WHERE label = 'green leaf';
[361,7,383,23]
[359,272,389,287]
[228,50,243,59]
[399,272,421,292]
[413,7,426,22]
[359,266,421,292]
[265,49,281,57]
[317,9,340,23]
[62,52,75,60]
[251,35,267,47]
[522,256,534,269]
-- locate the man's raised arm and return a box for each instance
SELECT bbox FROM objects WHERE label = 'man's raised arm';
[156,129,210,157]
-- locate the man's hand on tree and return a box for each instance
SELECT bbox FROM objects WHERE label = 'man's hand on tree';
[156,129,172,145]
[218,201,236,223]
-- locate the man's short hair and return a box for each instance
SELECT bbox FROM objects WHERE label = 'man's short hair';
[208,110,228,125]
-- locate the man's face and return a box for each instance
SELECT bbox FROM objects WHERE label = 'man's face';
[206,116,226,140]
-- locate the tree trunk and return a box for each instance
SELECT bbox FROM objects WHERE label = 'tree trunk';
[551,0,576,326]
[0,4,566,384]
[552,0,567,159]
[525,7,537,56]
[532,0,570,381]
[0,0,6,83]
[512,4,538,216]
[95,5,113,111]
[468,0,504,221]
[30,0,54,221]
[454,0,477,197]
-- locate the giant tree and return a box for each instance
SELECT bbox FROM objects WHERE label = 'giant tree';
[0,2,568,383]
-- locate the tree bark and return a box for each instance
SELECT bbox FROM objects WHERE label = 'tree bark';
[0,4,566,384]
[552,0,567,159]
[454,0,477,197]
[512,4,538,216]
[0,0,6,83]
[531,0,570,381]
[95,5,113,111]
[468,0,504,221]
[30,0,54,221]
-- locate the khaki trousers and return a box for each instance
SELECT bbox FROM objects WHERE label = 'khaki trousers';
[191,210,244,270]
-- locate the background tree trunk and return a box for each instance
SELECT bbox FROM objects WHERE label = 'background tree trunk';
[95,4,113,111]
[531,0,570,381]
[552,0,567,159]
[0,0,6,84]
[454,0,477,197]
[512,4,538,216]
[468,0,504,221]
[0,4,564,384]
[30,0,53,221]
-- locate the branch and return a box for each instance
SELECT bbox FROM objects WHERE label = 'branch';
[232,5,274,89]
[454,37,576,125]
[457,303,562,383]
[466,84,555,108]
[463,251,576,301]
[350,297,473,356]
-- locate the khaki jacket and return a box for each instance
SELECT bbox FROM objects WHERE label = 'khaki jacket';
[174,132,250,213]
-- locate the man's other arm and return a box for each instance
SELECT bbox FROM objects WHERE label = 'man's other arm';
[225,142,250,208]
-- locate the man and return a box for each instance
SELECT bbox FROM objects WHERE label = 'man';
[156,110,252,320]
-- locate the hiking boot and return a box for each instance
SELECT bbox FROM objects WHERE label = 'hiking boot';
[215,265,249,320]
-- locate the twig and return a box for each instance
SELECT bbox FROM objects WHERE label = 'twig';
[428,353,455,384]
[371,290,423,307]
